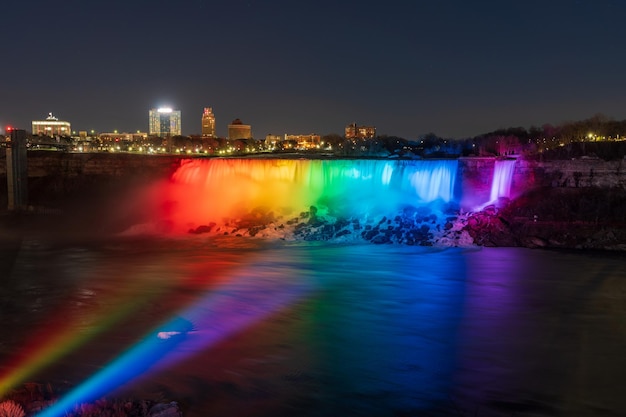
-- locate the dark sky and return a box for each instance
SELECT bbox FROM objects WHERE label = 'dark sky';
[2,0,625,139]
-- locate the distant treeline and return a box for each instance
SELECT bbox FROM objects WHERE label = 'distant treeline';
[319,113,626,160]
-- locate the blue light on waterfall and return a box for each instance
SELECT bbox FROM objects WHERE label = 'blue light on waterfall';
[407,160,458,203]
[382,163,393,185]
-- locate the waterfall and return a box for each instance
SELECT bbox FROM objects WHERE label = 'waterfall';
[162,158,459,229]
[489,159,516,202]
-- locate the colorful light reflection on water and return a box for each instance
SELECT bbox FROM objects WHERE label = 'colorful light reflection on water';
[35,252,312,417]
[1,237,625,417]
[28,242,473,417]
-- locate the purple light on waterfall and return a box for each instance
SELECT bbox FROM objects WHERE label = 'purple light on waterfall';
[489,159,516,202]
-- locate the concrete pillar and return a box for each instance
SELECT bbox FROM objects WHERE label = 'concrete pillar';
[6,129,28,210]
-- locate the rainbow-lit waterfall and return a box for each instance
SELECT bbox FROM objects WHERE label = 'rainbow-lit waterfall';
[136,157,517,242]
[157,159,457,229]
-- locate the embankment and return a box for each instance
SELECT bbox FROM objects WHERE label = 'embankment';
[1,151,625,249]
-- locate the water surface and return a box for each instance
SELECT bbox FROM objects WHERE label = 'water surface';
[1,235,625,417]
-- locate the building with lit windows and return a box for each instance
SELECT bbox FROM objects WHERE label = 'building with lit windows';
[264,134,282,149]
[227,118,252,140]
[201,107,216,137]
[285,134,321,149]
[98,131,148,143]
[32,113,71,136]
[345,123,376,139]
[149,107,181,137]
[264,133,321,150]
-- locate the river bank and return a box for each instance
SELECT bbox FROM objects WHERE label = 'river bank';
[2,153,626,251]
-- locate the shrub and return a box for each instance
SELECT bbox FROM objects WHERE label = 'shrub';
[0,401,25,417]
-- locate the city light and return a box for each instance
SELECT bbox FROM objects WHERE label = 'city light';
[157,107,173,113]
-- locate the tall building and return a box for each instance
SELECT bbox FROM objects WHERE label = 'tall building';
[201,107,216,137]
[227,118,252,140]
[149,107,181,137]
[345,123,376,139]
[32,113,71,136]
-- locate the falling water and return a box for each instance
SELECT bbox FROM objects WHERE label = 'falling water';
[159,158,460,230]
[489,159,516,202]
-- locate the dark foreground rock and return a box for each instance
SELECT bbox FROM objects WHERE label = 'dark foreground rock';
[464,187,626,251]
[187,203,473,247]
[186,187,626,251]
[0,383,183,417]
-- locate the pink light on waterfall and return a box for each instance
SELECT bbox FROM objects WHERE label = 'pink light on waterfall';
[489,159,516,203]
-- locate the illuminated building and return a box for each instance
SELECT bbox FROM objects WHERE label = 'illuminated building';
[99,131,148,143]
[285,134,321,149]
[345,123,376,139]
[227,118,252,140]
[264,134,282,149]
[201,107,216,137]
[264,133,321,150]
[149,107,181,137]
[32,113,71,136]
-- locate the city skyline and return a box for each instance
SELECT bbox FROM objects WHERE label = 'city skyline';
[18,106,380,140]
[2,1,626,139]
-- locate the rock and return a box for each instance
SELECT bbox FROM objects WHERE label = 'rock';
[483,205,497,216]
[148,401,182,417]
[307,216,326,227]
[522,236,547,248]
[334,218,350,231]
[189,224,213,234]
[371,234,391,244]
[362,229,378,240]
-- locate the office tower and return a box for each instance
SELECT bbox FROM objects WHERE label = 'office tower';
[149,107,182,137]
[227,118,252,140]
[201,107,216,137]
[32,113,71,136]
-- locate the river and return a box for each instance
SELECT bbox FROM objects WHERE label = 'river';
[1,233,625,417]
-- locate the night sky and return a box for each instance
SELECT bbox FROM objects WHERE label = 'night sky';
[2,0,625,139]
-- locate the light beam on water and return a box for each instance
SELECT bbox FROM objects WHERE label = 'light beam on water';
[35,251,312,417]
